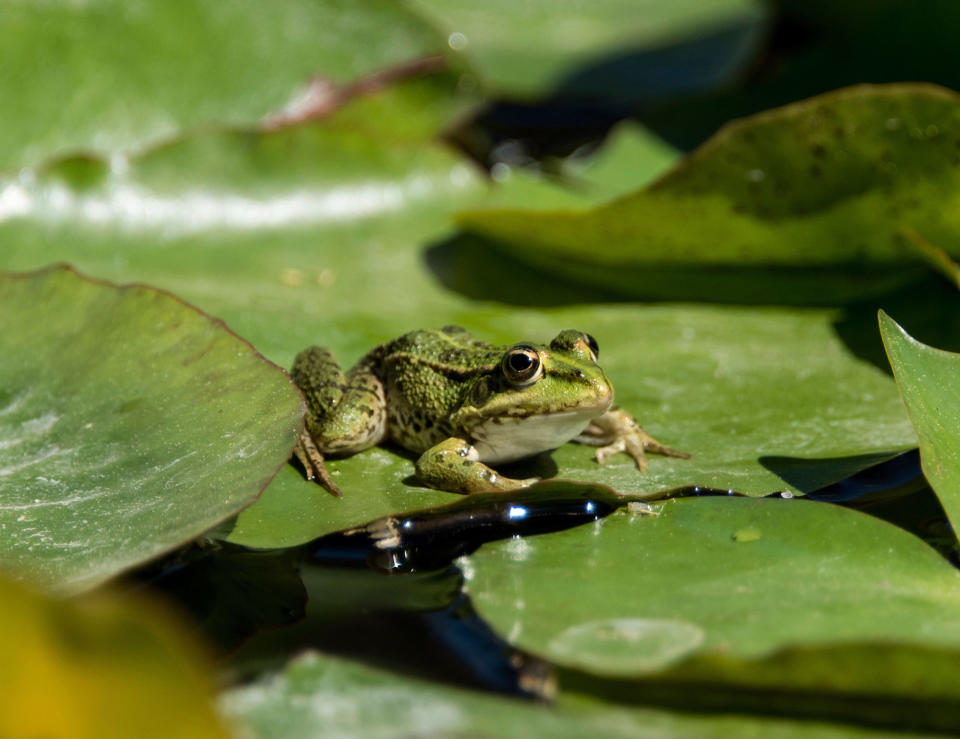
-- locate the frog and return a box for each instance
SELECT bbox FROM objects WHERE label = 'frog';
[291,326,689,497]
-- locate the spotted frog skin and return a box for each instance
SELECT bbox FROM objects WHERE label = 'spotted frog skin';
[291,327,688,497]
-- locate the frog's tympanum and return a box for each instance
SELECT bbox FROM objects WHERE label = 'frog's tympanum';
[291,327,689,497]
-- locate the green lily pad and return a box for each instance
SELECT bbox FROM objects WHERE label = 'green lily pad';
[459,84,960,304]
[219,650,922,738]
[0,576,226,739]
[880,311,960,537]
[0,0,466,171]
[0,266,302,593]
[464,497,960,692]
[0,76,921,549]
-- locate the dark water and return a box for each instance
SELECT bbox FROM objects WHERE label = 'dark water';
[133,454,953,706]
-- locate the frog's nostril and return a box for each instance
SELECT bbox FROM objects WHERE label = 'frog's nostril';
[597,379,613,403]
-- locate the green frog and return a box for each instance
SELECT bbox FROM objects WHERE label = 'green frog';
[291,327,688,497]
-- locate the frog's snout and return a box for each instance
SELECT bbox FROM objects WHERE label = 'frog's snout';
[590,374,614,412]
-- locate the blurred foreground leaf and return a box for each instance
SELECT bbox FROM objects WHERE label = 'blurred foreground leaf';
[0,578,225,739]
[220,649,918,738]
[0,266,302,593]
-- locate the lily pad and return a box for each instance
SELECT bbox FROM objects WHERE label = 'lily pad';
[458,84,960,304]
[463,496,960,723]
[219,650,919,738]
[0,577,226,739]
[0,266,302,593]
[0,0,465,171]
[406,0,768,100]
[880,311,960,536]
[0,77,920,549]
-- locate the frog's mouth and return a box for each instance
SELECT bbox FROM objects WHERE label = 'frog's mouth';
[469,400,610,464]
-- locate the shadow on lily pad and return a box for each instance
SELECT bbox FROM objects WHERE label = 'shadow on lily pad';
[424,233,615,306]
[762,449,955,562]
[833,275,960,374]
[426,231,926,308]
[760,450,916,497]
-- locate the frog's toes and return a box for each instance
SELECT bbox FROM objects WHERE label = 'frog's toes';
[595,438,647,471]
[293,429,343,498]
[639,431,691,461]
[584,408,689,471]
[594,439,623,466]
[416,437,538,494]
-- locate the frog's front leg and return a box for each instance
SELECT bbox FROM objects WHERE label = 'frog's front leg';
[575,407,690,472]
[291,346,387,498]
[415,437,537,494]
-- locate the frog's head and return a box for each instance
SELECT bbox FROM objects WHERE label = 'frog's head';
[451,330,614,463]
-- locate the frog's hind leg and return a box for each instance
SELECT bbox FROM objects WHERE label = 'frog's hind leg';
[291,346,388,497]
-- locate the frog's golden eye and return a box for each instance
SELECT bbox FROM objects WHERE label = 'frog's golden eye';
[502,345,543,387]
[584,333,599,362]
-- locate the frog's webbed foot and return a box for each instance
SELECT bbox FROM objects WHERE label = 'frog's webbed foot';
[416,437,538,494]
[293,429,343,498]
[576,407,690,472]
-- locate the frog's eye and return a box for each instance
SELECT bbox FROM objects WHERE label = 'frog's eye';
[502,345,543,387]
[583,333,599,362]
[549,329,598,362]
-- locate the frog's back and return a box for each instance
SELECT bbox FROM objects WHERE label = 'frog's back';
[376,327,501,452]
[381,327,499,367]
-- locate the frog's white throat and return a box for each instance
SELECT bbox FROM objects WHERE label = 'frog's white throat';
[470,406,605,464]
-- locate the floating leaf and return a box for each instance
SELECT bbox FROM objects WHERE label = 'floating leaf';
[463,496,960,724]
[0,266,302,593]
[0,0,466,171]
[880,311,960,537]
[220,650,913,738]
[0,577,226,739]
[459,84,960,304]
